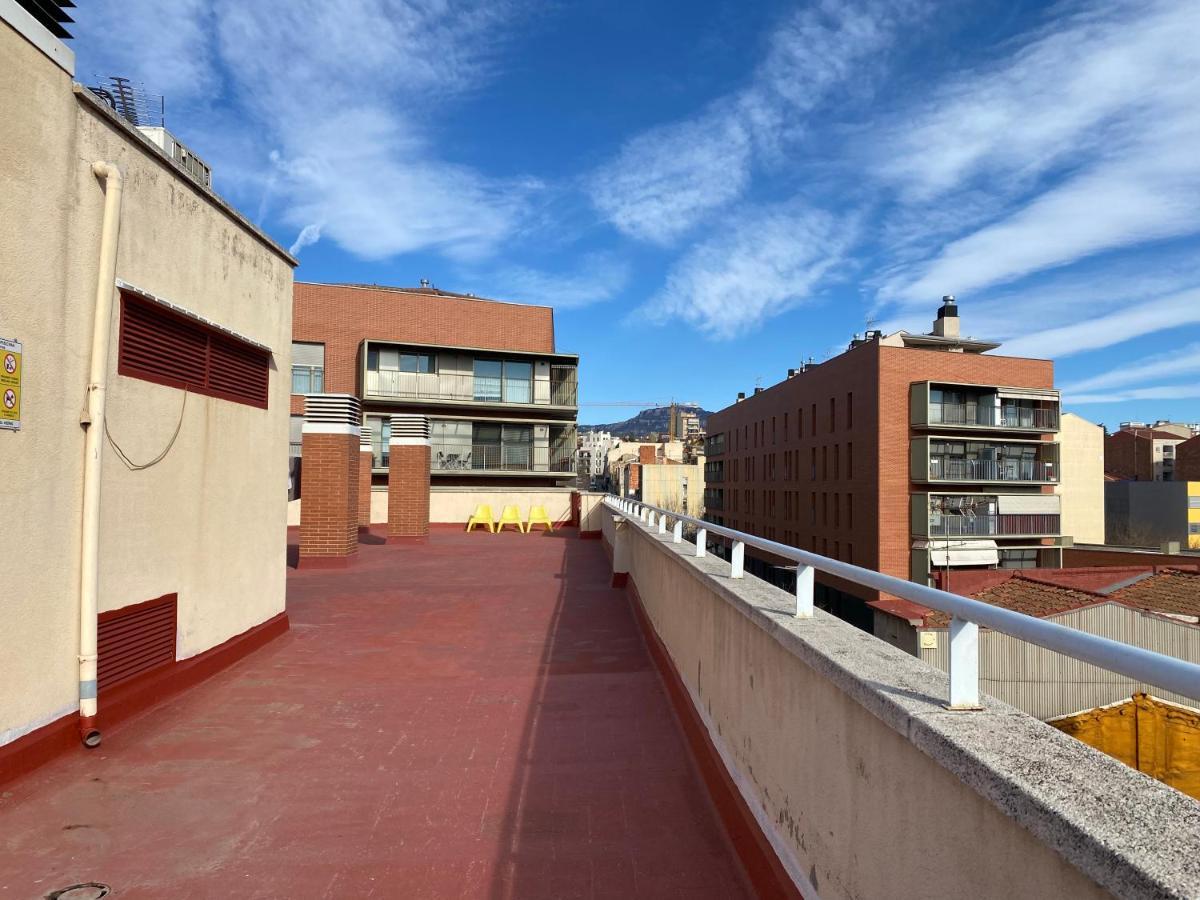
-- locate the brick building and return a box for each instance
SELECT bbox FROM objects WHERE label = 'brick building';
[704,296,1063,629]
[1105,426,1186,482]
[290,282,579,490]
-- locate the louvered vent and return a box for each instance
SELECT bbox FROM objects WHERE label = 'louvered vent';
[303,393,361,427]
[390,414,431,443]
[118,293,270,408]
[97,594,178,692]
[360,424,374,451]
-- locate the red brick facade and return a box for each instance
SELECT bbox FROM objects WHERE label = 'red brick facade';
[1105,430,1152,481]
[1173,435,1200,481]
[705,339,1054,609]
[299,432,360,564]
[291,282,557,416]
[388,445,431,541]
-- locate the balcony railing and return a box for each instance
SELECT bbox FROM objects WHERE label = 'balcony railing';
[929,514,1061,537]
[604,495,1200,711]
[364,369,578,406]
[374,442,576,474]
[930,402,1059,430]
[929,457,1058,483]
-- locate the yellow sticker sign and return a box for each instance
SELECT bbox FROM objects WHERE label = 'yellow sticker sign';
[0,336,21,431]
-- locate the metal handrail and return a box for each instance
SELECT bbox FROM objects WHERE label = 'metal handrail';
[603,495,1200,710]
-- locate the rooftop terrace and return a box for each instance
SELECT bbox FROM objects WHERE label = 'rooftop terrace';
[0,528,751,898]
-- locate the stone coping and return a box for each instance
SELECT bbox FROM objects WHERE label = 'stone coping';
[614,508,1200,899]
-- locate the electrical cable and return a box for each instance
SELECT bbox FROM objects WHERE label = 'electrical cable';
[104,387,187,470]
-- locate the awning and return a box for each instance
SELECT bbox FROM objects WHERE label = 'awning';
[996,494,1060,514]
[930,540,999,566]
[997,389,1057,402]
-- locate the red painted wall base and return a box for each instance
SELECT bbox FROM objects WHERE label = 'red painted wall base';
[297,555,356,569]
[0,611,289,787]
[625,578,804,900]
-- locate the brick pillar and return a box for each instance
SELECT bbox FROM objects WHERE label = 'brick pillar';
[358,425,374,531]
[387,414,431,543]
[299,394,361,567]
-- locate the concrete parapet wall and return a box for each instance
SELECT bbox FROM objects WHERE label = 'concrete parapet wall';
[601,507,1200,899]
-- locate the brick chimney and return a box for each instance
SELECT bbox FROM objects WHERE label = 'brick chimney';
[639,445,657,464]
[387,414,431,542]
[299,394,361,568]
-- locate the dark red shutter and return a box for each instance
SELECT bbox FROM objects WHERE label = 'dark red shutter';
[97,594,178,693]
[118,293,270,409]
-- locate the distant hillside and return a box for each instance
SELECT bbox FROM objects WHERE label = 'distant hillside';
[580,406,714,439]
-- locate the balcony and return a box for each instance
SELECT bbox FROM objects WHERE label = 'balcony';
[429,442,576,475]
[361,341,578,411]
[913,493,1062,538]
[912,436,1060,484]
[911,381,1060,433]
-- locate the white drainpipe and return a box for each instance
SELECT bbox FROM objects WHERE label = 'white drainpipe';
[78,161,123,747]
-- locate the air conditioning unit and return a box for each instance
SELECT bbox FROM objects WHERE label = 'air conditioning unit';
[136,126,212,189]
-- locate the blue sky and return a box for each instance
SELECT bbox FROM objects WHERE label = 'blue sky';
[73,0,1200,427]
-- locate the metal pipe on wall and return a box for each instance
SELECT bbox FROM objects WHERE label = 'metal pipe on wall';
[78,161,123,747]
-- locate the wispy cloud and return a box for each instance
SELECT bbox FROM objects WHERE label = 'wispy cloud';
[74,0,535,262]
[1000,288,1200,360]
[1061,342,1200,394]
[877,0,1200,303]
[1069,384,1200,405]
[479,254,632,309]
[588,1,927,245]
[634,202,857,339]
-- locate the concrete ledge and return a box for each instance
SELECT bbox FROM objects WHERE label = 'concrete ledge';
[606,508,1200,899]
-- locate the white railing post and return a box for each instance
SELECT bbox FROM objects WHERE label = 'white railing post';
[658,513,668,534]
[795,564,813,617]
[695,528,707,557]
[648,510,657,527]
[672,520,682,543]
[948,616,981,709]
[731,540,744,578]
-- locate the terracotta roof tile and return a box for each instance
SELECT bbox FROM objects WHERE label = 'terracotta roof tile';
[1109,571,1200,618]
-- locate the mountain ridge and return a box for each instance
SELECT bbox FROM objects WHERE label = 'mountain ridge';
[579,405,713,439]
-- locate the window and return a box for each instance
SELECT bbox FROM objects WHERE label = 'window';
[811,447,817,480]
[372,348,435,374]
[846,392,853,429]
[118,292,269,409]
[846,494,853,529]
[291,342,325,395]
[811,404,816,436]
[473,359,503,401]
[847,442,853,479]
[798,408,804,437]
[834,445,840,480]
[829,398,836,433]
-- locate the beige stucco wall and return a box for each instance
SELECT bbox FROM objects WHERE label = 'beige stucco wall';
[639,463,704,514]
[1057,412,1105,544]
[0,20,294,746]
[600,507,1172,899]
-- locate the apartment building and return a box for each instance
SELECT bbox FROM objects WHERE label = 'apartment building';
[2,5,295,760]
[704,296,1063,629]
[669,405,703,441]
[290,283,579,495]
[579,429,613,484]
[1106,424,1187,481]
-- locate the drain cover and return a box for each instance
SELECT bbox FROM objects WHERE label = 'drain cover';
[47,884,110,900]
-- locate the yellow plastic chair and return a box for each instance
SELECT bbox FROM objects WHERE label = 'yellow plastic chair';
[496,505,525,534]
[526,505,554,533]
[466,504,495,533]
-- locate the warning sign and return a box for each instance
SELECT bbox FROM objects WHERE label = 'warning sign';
[0,336,21,431]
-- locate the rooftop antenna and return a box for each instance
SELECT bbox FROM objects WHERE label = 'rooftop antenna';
[87,75,164,127]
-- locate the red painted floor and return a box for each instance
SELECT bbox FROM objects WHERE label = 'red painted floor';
[0,528,752,899]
